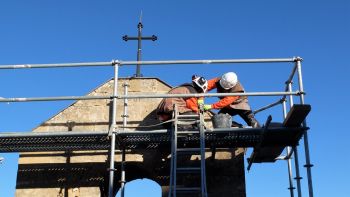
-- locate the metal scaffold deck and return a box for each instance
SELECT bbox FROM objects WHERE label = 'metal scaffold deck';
[0,126,306,153]
[0,57,314,197]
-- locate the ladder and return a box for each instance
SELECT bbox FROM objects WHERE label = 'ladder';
[168,105,208,197]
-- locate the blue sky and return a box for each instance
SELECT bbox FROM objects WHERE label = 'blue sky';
[0,0,349,196]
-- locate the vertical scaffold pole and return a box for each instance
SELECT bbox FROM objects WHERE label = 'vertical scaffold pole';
[282,101,295,197]
[108,62,119,197]
[296,58,314,197]
[288,83,294,107]
[168,105,179,197]
[199,106,208,197]
[293,146,302,197]
[122,82,129,129]
[121,148,126,197]
[288,82,302,197]
[120,82,128,197]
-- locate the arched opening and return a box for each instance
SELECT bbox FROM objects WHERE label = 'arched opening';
[116,178,161,197]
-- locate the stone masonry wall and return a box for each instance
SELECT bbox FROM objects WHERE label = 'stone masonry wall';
[16,77,246,197]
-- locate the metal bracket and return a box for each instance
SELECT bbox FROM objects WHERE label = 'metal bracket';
[111,59,120,66]
[297,91,306,95]
[293,56,303,62]
[247,115,272,171]
[108,124,117,136]
[210,144,216,161]
[285,80,294,85]
[294,176,303,180]
[304,164,314,168]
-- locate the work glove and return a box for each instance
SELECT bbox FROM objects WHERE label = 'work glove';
[203,104,212,111]
[197,99,204,105]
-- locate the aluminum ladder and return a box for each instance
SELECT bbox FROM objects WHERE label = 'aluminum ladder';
[168,105,208,197]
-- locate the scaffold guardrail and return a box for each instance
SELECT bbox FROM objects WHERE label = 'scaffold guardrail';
[0,57,313,197]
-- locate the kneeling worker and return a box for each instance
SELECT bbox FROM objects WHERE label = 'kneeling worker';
[156,75,208,127]
[203,72,260,128]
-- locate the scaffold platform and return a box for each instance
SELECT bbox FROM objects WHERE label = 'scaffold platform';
[0,57,314,197]
[0,126,305,153]
[0,105,310,158]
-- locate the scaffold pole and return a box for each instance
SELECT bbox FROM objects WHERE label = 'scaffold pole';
[296,58,314,197]
[283,100,295,197]
[108,63,119,197]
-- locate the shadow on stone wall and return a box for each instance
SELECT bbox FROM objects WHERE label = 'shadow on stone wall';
[18,103,245,197]
[37,109,163,131]
[17,148,245,197]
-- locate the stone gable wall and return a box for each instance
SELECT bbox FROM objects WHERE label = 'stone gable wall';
[16,78,245,197]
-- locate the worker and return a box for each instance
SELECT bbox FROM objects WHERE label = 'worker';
[203,72,260,128]
[156,75,207,128]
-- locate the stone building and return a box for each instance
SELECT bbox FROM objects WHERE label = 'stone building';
[16,77,246,197]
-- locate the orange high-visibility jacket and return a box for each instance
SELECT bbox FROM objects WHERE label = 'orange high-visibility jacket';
[207,78,250,110]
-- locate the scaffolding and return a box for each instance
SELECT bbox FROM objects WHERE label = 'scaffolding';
[0,57,313,197]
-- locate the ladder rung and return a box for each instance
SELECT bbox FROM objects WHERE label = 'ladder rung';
[177,121,197,125]
[177,167,201,173]
[177,114,200,118]
[176,187,201,193]
[177,148,201,154]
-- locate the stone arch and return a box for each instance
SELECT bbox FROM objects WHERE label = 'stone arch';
[115,178,161,197]
[111,149,169,196]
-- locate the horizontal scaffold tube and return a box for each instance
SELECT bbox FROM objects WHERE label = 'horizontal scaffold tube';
[118,92,300,99]
[0,130,169,137]
[0,126,308,137]
[0,96,111,102]
[0,131,108,137]
[0,57,301,69]
[0,92,301,102]
[0,61,114,69]
[253,98,285,114]
[119,58,297,66]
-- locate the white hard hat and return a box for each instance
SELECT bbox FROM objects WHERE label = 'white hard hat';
[219,72,238,90]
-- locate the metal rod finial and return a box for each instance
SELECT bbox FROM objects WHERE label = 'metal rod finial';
[139,10,143,23]
[122,35,128,41]
[151,35,158,41]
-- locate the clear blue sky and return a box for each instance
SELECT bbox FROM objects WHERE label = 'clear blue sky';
[0,0,349,196]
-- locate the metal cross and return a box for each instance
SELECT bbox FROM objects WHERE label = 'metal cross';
[122,17,158,77]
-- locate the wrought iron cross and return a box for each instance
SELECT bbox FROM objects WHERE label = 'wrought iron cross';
[122,17,157,77]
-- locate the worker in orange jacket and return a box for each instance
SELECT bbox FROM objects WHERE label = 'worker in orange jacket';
[203,72,260,128]
[156,75,207,123]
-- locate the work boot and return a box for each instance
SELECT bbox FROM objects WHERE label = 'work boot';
[249,118,261,128]
[231,121,243,128]
[247,113,261,128]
